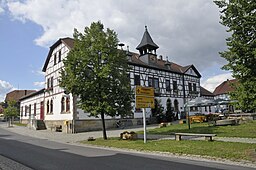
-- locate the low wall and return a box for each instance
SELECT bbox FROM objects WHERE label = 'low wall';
[75,118,147,133]
[229,113,256,120]
[44,120,73,133]
[19,118,152,133]
[20,119,29,124]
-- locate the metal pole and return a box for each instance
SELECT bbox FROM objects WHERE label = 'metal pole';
[187,105,190,129]
[72,95,76,133]
[143,108,147,143]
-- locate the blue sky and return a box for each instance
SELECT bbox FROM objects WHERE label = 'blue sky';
[0,13,46,88]
[0,0,233,102]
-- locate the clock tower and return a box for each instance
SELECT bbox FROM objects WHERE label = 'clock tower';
[136,26,159,65]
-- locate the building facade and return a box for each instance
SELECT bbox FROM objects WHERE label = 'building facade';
[20,27,202,132]
[213,79,238,112]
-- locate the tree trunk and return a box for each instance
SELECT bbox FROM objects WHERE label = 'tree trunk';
[100,112,107,140]
[7,117,11,127]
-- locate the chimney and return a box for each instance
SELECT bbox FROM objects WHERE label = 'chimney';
[126,45,132,61]
[158,55,163,60]
[165,56,171,69]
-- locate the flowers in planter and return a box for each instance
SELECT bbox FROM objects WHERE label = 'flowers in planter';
[120,131,137,140]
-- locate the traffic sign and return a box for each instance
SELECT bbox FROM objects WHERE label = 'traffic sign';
[135,96,155,108]
[135,86,155,144]
[135,86,154,96]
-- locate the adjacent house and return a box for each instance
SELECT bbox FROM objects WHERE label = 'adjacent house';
[20,27,202,132]
[213,79,238,100]
[213,79,238,112]
[5,90,36,114]
[5,90,36,103]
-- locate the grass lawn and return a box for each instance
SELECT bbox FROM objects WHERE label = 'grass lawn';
[144,120,256,138]
[82,138,256,162]
[81,120,256,162]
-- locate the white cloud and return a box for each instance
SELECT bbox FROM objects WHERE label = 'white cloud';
[6,0,228,72]
[33,81,45,88]
[31,69,45,76]
[0,80,15,102]
[201,73,233,92]
[0,6,4,14]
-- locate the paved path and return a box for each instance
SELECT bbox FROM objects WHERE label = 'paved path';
[0,123,160,144]
[1,122,256,144]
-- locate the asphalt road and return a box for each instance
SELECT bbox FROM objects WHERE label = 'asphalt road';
[0,127,254,170]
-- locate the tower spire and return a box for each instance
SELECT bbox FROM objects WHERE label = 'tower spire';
[136,26,159,56]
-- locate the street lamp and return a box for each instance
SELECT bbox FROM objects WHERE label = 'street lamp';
[97,50,108,139]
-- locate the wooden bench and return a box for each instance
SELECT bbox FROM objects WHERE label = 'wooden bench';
[174,133,216,141]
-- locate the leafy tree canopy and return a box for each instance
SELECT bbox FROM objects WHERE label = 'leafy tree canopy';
[3,100,18,118]
[60,21,133,118]
[214,0,256,112]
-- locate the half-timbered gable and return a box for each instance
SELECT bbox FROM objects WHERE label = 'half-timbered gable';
[41,38,75,127]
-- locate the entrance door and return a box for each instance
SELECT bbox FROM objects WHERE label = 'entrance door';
[40,101,44,120]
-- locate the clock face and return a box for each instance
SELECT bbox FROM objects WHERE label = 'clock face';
[178,85,183,90]
[150,56,156,61]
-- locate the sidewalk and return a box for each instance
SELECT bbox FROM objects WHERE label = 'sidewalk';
[1,123,256,144]
[0,123,160,144]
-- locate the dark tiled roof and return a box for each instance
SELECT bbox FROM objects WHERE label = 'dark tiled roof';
[200,86,214,96]
[62,38,74,49]
[213,79,238,95]
[128,53,184,74]
[19,88,45,101]
[42,37,201,77]
[136,26,159,50]
[5,90,36,102]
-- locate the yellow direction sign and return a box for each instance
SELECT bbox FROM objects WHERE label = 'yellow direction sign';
[135,86,154,96]
[135,96,155,108]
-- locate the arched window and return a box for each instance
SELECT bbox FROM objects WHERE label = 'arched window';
[66,98,70,112]
[50,100,53,113]
[61,97,65,112]
[47,100,50,113]
[174,99,179,112]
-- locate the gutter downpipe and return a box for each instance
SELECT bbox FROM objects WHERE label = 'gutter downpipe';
[182,74,190,129]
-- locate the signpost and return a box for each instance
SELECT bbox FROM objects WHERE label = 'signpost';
[135,86,155,143]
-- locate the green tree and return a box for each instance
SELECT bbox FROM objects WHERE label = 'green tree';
[214,0,256,112]
[3,100,18,126]
[60,21,133,139]
[166,98,173,122]
[152,98,164,117]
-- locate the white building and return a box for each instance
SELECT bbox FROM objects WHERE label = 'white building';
[213,79,238,112]
[20,27,202,132]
